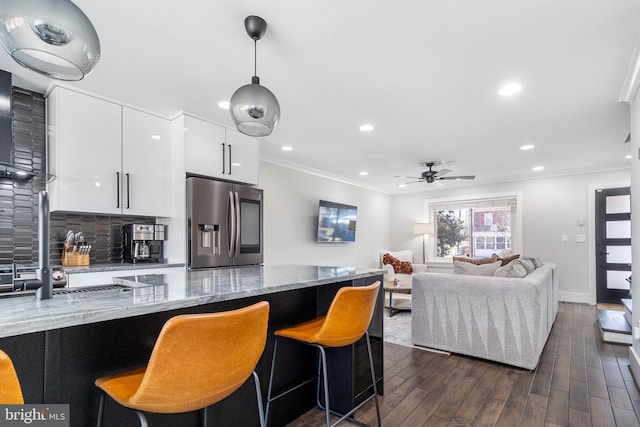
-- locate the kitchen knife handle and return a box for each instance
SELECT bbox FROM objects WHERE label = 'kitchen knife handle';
[126,173,130,209]
[222,143,226,174]
[116,172,120,208]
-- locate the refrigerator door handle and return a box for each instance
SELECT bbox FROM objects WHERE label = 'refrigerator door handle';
[234,192,241,257]
[228,190,236,258]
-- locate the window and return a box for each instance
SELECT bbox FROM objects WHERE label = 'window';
[429,196,518,259]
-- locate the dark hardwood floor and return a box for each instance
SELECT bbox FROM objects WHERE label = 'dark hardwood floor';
[287,303,640,426]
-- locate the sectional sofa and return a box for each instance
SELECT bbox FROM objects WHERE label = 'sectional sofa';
[411,262,558,369]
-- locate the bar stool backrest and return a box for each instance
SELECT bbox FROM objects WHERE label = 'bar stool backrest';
[0,349,23,404]
[129,301,269,413]
[313,281,380,347]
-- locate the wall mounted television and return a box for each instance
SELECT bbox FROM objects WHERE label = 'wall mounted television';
[316,200,357,242]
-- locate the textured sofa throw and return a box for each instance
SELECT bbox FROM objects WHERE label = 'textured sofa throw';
[382,253,413,274]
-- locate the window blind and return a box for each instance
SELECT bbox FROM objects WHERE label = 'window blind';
[428,196,517,212]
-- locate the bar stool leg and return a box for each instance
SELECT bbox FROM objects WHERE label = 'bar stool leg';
[365,332,381,426]
[134,410,149,427]
[252,371,266,427]
[318,346,331,427]
[265,337,279,426]
[96,392,105,427]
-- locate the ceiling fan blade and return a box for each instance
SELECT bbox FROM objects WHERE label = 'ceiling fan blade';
[402,180,424,185]
[435,168,452,177]
[394,175,421,179]
[439,175,475,180]
[438,175,475,180]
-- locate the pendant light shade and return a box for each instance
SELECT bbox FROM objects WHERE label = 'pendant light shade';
[229,16,280,137]
[0,0,100,81]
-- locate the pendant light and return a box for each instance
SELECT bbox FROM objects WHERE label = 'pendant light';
[229,15,280,137]
[0,0,100,81]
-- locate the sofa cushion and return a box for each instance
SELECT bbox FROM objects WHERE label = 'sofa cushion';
[383,253,413,274]
[494,260,528,277]
[453,260,501,276]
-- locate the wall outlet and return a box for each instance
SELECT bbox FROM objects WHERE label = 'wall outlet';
[561,235,568,242]
[575,234,586,243]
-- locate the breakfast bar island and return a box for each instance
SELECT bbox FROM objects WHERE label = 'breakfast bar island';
[0,265,384,427]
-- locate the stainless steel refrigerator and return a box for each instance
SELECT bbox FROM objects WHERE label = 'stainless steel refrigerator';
[187,176,263,268]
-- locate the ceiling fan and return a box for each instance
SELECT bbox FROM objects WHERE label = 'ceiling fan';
[395,161,475,185]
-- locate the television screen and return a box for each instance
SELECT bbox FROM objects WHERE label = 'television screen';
[317,200,357,242]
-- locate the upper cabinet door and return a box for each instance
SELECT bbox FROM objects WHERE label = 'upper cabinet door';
[48,88,122,214]
[225,129,259,186]
[122,108,172,217]
[184,115,225,178]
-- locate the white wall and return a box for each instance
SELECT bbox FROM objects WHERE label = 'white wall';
[260,162,391,269]
[389,170,630,303]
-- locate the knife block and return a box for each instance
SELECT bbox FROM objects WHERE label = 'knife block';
[62,243,90,267]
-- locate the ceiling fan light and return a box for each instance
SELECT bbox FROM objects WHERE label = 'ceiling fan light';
[0,0,100,81]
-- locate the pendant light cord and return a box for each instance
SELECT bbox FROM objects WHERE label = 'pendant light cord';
[254,39,257,77]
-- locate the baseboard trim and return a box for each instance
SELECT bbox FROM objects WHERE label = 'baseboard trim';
[629,346,640,387]
[559,291,592,304]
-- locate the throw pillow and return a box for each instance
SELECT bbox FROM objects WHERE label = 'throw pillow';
[453,260,502,276]
[521,256,543,269]
[494,261,528,278]
[516,258,535,274]
[453,256,496,265]
[491,253,520,266]
[382,253,413,274]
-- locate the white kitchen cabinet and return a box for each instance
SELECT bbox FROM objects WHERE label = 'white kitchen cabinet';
[47,87,122,214]
[183,114,259,185]
[122,108,171,217]
[48,87,172,216]
[225,128,259,185]
[184,115,225,178]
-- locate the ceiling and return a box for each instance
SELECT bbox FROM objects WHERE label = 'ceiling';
[2,0,640,194]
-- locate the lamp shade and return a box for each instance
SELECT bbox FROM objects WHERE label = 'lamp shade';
[413,223,434,235]
[229,77,280,137]
[0,0,100,81]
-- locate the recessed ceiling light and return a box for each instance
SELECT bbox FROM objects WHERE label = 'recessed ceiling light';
[626,154,632,159]
[499,83,522,96]
[532,166,544,171]
[359,124,374,132]
[397,184,406,188]
[281,146,293,151]
[520,144,535,150]
[359,171,368,176]
[151,135,161,141]
[218,101,230,110]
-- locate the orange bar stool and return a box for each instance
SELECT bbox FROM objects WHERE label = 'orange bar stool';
[265,281,381,427]
[95,301,269,427]
[0,349,24,404]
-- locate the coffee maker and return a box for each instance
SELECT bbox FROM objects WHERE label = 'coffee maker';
[123,224,166,263]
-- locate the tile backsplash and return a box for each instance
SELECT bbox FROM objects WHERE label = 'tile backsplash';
[0,87,154,266]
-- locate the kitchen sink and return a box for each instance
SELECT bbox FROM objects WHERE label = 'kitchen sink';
[0,284,131,299]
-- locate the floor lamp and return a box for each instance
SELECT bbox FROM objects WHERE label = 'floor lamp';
[413,223,434,264]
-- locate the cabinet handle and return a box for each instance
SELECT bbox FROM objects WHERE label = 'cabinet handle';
[228,144,232,175]
[222,143,226,174]
[126,173,130,209]
[116,172,120,208]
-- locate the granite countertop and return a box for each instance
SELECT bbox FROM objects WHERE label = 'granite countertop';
[0,265,384,338]
[63,262,185,274]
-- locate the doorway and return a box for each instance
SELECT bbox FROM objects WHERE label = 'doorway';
[595,187,632,304]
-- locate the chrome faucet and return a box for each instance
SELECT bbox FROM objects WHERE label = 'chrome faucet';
[35,190,52,300]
